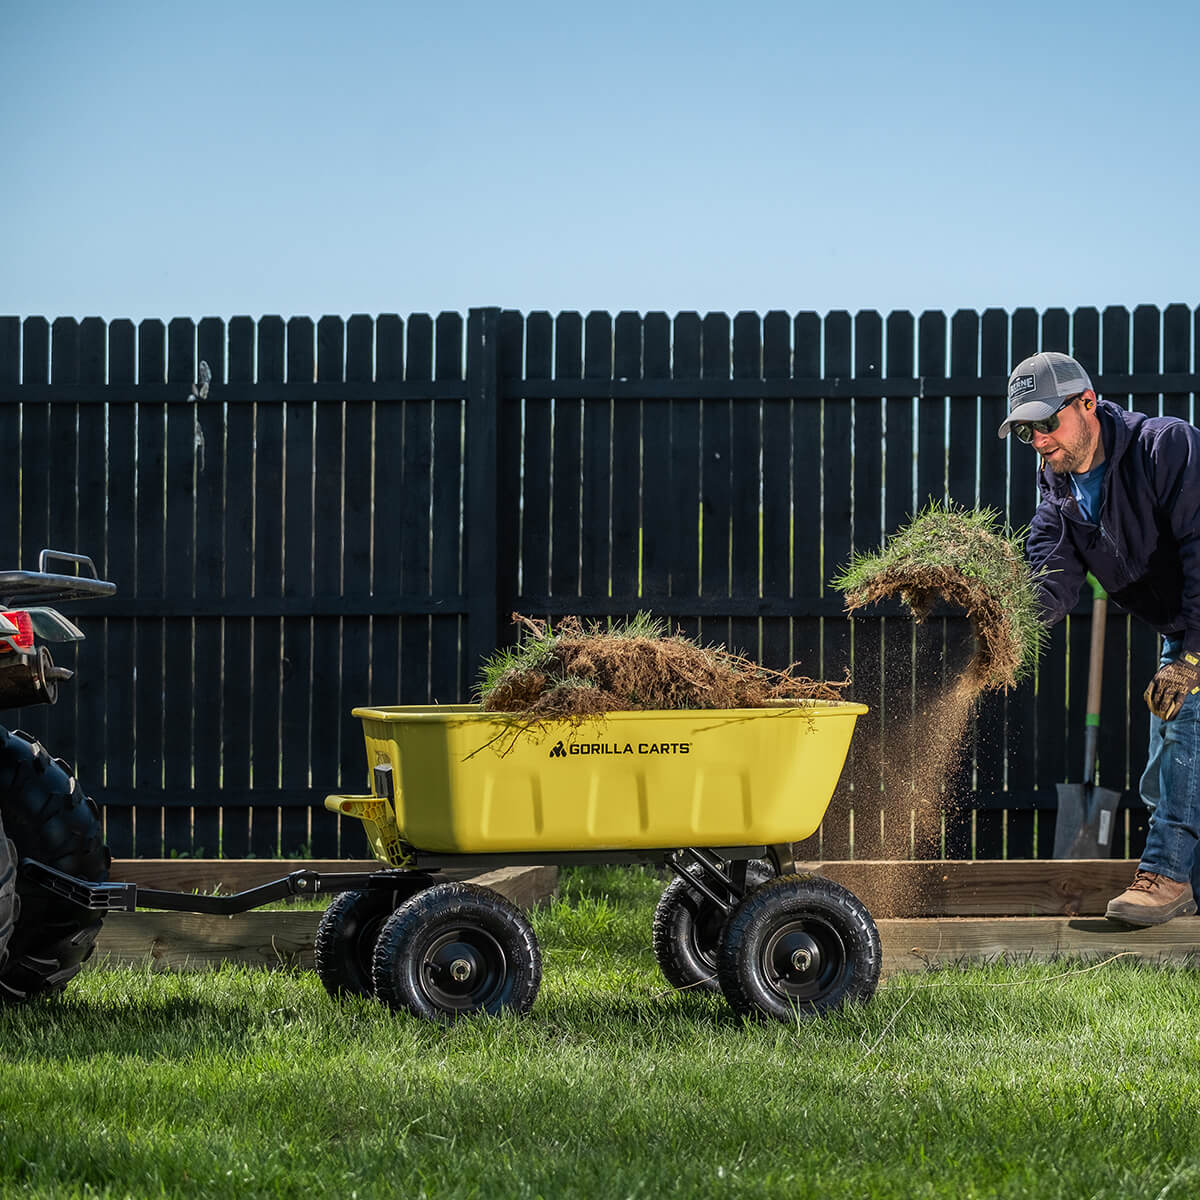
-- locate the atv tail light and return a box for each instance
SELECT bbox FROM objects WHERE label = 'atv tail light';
[0,611,34,651]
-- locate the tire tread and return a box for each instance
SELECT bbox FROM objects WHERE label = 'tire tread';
[0,724,109,1001]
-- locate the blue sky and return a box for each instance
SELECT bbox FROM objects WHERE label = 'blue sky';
[3,0,1198,322]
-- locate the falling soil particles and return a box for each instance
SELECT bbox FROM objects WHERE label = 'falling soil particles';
[834,506,1046,916]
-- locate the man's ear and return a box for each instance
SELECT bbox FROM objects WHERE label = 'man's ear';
[1082,389,1096,410]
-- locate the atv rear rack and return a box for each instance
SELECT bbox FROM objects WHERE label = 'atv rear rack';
[0,551,117,608]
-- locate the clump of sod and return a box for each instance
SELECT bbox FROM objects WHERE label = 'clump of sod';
[479,612,845,718]
[832,503,1046,690]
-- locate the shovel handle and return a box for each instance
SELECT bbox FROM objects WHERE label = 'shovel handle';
[1083,578,1108,784]
[1087,592,1108,718]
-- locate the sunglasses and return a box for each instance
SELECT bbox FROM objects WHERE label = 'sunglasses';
[1012,395,1080,444]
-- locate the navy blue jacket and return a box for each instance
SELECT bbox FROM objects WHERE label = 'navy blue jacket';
[1027,399,1200,656]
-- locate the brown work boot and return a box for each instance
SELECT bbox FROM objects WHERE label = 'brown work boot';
[1105,870,1197,926]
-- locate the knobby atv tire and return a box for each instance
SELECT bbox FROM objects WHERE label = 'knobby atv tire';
[717,874,881,1022]
[0,814,15,970]
[0,726,110,1001]
[314,874,438,999]
[652,858,775,995]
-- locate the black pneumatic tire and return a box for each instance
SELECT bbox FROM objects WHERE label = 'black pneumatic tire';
[652,859,775,995]
[314,875,437,1000]
[0,726,110,1001]
[0,815,16,970]
[717,874,881,1022]
[372,882,542,1022]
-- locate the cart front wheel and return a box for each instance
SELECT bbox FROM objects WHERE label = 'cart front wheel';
[717,874,880,1021]
[652,859,774,995]
[315,876,436,1000]
[372,882,541,1021]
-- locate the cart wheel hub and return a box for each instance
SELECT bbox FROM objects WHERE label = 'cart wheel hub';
[760,920,846,1002]
[450,958,473,982]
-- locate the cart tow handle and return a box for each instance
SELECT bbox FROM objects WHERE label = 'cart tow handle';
[20,860,405,915]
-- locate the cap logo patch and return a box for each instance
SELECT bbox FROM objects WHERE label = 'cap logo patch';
[1009,374,1036,402]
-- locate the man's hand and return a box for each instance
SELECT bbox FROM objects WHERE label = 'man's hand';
[1145,653,1200,721]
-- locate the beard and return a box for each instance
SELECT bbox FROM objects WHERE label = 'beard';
[1039,427,1095,474]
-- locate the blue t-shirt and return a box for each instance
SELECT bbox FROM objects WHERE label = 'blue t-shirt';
[1070,461,1107,523]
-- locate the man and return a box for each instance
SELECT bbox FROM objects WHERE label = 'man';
[1000,350,1200,925]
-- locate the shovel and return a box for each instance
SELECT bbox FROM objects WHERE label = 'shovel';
[1054,574,1123,858]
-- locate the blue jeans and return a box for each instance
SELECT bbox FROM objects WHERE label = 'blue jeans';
[1139,635,1200,892]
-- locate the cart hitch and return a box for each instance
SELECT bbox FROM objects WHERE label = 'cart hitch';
[20,860,413,915]
[22,861,140,912]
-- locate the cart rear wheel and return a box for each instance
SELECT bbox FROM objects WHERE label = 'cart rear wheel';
[652,859,774,995]
[372,882,541,1021]
[315,875,436,1000]
[717,874,880,1021]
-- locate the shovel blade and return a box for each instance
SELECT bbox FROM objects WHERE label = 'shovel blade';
[1054,783,1123,858]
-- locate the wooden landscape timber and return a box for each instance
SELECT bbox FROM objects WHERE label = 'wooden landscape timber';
[879,916,1200,977]
[789,858,1145,917]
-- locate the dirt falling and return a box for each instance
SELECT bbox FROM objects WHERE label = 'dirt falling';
[867,671,985,917]
[835,662,984,912]
[833,505,1048,916]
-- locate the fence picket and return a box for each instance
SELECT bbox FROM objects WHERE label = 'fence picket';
[611,312,642,603]
[728,311,761,662]
[218,316,255,857]
[191,317,226,857]
[368,313,405,710]
[639,312,672,604]
[790,311,822,682]
[281,318,316,855]
[551,312,584,602]
[879,311,917,858]
[669,313,701,637]
[759,311,790,673]
[521,312,554,602]
[163,319,196,855]
[821,311,853,858]
[581,311,613,605]
[251,316,285,856]
[431,312,464,702]
[73,320,107,786]
[101,321,137,856]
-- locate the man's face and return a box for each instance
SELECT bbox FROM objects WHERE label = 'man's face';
[1029,399,1094,474]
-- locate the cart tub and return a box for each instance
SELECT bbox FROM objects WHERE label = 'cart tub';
[326,700,867,864]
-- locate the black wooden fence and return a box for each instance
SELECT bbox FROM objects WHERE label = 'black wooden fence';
[2,305,1197,860]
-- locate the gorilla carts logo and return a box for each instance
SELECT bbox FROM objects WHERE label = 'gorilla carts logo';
[548,740,690,758]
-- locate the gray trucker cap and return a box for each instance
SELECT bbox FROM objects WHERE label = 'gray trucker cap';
[997,351,1094,438]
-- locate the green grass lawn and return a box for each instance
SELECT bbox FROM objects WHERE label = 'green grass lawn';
[2,867,1200,1199]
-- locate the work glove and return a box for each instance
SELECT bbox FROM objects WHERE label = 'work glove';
[1144,652,1200,721]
